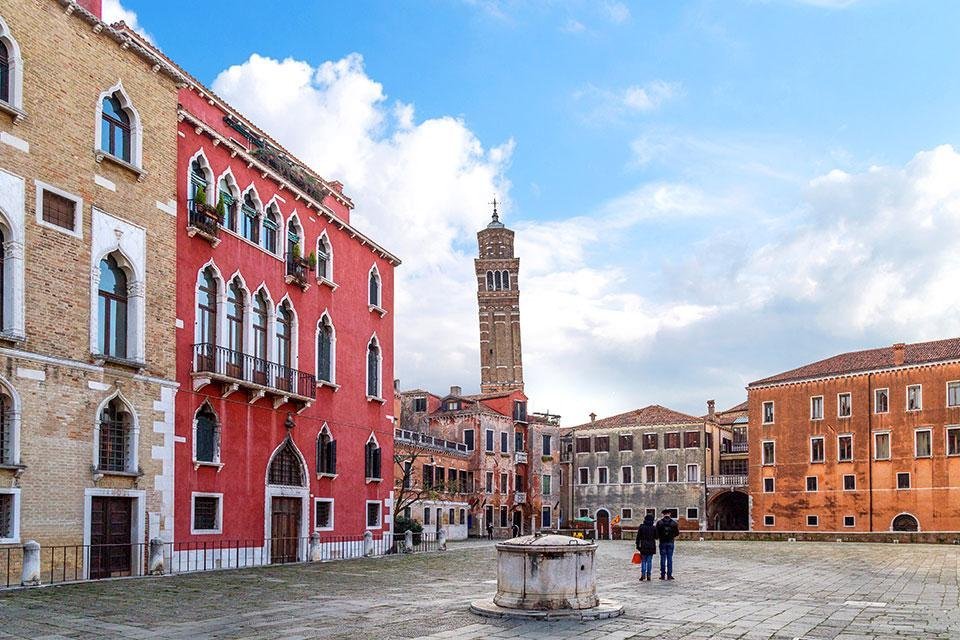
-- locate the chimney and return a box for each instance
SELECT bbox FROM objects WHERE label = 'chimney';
[393,378,400,392]
[893,343,906,366]
[76,0,103,19]
[329,180,344,194]
[589,412,597,423]
[707,400,716,420]
[450,385,462,397]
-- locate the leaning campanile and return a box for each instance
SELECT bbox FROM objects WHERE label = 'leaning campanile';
[476,199,524,394]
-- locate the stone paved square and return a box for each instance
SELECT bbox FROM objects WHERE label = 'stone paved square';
[0,540,957,639]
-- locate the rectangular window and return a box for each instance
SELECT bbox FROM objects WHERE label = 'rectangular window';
[810,436,825,463]
[542,474,552,496]
[684,431,700,448]
[806,476,818,492]
[621,466,633,484]
[412,397,427,412]
[597,467,609,484]
[499,473,508,493]
[762,441,775,465]
[191,494,221,534]
[875,388,889,414]
[763,477,775,493]
[686,464,699,483]
[485,471,493,493]
[762,401,775,424]
[513,400,527,422]
[949,382,960,408]
[541,506,551,528]
[897,472,911,489]
[366,501,382,529]
[500,431,509,453]
[806,515,819,527]
[0,491,17,541]
[915,429,932,458]
[485,429,494,453]
[622,508,633,520]
[644,465,657,483]
[664,432,680,449]
[618,434,633,451]
[642,433,658,450]
[578,467,589,485]
[36,182,82,237]
[686,507,699,520]
[811,396,823,420]
[542,434,552,456]
[645,508,657,518]
[576,437,591,453]
[499,506,508,527]
[663,508,679,519]
[837,435,853,462]
[578,508,589,518]
[315,499,334,531]
[763,514,775,526]
[667,465,678,482]
[838,393,852,418]
[843,515,855,527]
[594,436,609,452]
[874,432,891,460]
[947,427,960,456]
[907,385,922,411]
[464,429,475,451]
[843,474,856,491]
[423,464,434,489]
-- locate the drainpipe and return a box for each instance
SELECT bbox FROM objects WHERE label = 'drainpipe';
[868,373,874,532]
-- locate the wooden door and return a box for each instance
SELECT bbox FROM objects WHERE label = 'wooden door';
[90,497,133,579]
[270,497,301,564]
[596,510,610,540]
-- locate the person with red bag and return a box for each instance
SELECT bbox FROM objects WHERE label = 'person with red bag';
[634,513,658,581]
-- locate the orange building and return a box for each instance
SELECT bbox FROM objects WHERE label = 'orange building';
[748,338,960,533]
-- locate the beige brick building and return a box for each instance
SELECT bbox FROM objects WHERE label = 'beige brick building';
[0,0,182,577]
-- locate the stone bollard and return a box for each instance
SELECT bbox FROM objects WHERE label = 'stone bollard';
[148,538,165,575]
[438,528,447,551]
[404,529,414,553]
[21,540,41,586]
[363,530,374,557]
[309,532,323,562]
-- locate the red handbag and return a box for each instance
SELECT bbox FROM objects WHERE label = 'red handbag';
[631,552,642,564]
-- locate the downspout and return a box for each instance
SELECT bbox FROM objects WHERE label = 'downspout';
[702,418,708,532]
[868,373,874,532]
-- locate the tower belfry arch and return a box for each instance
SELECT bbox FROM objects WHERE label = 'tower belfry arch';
[475,198,524,394]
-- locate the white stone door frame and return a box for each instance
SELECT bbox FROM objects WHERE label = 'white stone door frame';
[263,485,310,562]
[82,488,146,580]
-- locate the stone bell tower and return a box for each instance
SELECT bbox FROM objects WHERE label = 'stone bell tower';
[476,199,524,394]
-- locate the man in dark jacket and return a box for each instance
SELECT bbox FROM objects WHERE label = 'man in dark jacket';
[655,510,679,580]
[634,514,657,581]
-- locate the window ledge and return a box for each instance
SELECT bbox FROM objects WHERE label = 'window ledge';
[0,331,26,345]
[0,101,26,124]
[317,277,339,291]
[193,461,224,472]
[368,304,387,317]
[0,463,26,474]
[317,380,341,392]
[95,150,146,182]
[365,477,382,484]
[93,354,147,371]
[367,395,385,404]
[316,472,338,480]
[190,529,222,536]
[93,469,142,478]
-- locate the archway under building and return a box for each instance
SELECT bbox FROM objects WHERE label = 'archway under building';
[891,513,919,532]
[707,490,748,531]
[596,509,610,540]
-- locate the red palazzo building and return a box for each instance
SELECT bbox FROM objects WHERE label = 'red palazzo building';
[170,75,399,562]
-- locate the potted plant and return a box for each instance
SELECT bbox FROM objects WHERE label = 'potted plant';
[291,243,302,261]
[215,193,227,223]
[307,251,317,269]
[193,185,208,212]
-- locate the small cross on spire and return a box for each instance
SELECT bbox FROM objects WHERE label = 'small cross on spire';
[489,196,499,222]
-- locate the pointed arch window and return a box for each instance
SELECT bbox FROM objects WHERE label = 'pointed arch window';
[0,16,23,114]
[262,205,279,254]
[241,192,259,241]
[213,179,233,232]
[197,267,218,347]
[252,291,270,384]
[275,301,293,370]
[226,279,245,376]
[286,217,302,263]
[502,271,510,290]
[100,94,131,162]
[364,436,382,481]
[194,404,220,464]
[317,314,334,384]
[98,398,133,472]
[486,271,494,291]
[366,336,381,398]
[268,439,304,486]
[317,425,336,475]
[0,388,15,466]
[0,226,5,330]
[0,40,9,104]
[317,233,332,281]
[494,271,502,290]
[97,254,128,358]
[369,267,381,308]
[190,159,209,203]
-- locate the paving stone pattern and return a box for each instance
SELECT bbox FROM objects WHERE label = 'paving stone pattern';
[0,540,958,639]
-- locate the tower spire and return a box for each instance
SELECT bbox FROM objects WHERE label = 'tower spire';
[487,196,504,228]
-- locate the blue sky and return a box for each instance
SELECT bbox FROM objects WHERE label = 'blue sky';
[111,0,960,422]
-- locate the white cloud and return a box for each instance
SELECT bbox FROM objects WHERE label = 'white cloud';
[561,18,586,33]
[102,0,154,44]
[601,1,631,23]
[575,81,683,123]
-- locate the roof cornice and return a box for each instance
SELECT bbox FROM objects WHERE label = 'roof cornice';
[747,357,960,391]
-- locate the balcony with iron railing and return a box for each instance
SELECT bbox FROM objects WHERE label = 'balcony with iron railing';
[730,441,748,453]
[192,343,315,405]
[514,492,526,504]
[285,256,311,290]
[514,451,528,464]
[186,199,221,245]
[393,429,470,456]
[706,475,748,487]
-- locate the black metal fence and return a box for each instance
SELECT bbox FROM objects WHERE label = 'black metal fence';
[193,342,316,398]
[187,199,220,238]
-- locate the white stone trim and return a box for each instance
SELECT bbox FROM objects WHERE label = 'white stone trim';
[0,169,25,340]
[0,132,27,152]
[92,389,140,474]
[366,500,383,530]
[0,16,24,114]
[94,80,143,169]
[365,333,382,400]
[151,385,176,540]
[94,174,116,192]
[0,374,20,466]
[316,310,337,385]
[190,492,224,535]
[314,497,334,531]
[275,295,299,371]
[0,487,20,543]
[34,179,83,238]
[82,488,146,579]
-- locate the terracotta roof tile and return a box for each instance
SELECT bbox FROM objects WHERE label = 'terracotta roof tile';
[570,405,702,431]
[749,337,960,387]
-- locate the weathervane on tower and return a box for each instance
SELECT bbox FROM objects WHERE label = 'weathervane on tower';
[487,195,504,228]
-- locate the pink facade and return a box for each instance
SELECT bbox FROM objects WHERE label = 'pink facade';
[173,84,399,554]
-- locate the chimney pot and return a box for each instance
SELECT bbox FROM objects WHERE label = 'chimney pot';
[589,412,597,423]
[707,400,716,419]
[893,343,906,366]
[450,385,462,397]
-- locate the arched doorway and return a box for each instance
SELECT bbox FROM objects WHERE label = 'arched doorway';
[266,437,308,564]
[892,513,919,532]
[596,509,610,540]
[708,491,749,531]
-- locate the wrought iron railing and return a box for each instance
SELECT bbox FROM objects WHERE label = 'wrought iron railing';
[394,429,469,454]
[706,475,748,487]
[285,257,309,284]
[730,441,748,453]
[193,343,315,398]
[187,199,220,238]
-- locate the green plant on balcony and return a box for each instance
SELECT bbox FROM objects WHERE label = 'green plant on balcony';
[307,251,317,269]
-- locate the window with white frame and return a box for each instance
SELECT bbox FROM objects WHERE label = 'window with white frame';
[317,313,336,384]
[368,265,382,309]
[365,501,382,529]
[96,396,135,473]
[541,473,552,495]
[316,232,333,283]
[485,471,493,493]
[597,467,608,484]
[874,432,891,460]
[761,440,775,465]
[35,181,82,237]
[622,508,633,520]
[316,424,336,475]
[763,514,774,527]
[843,474,856,491]
[261,202,280,253]
[578,508,588,518]
[948,382,960,408]
[0,16,24,113]
[364,435,381,480]
[96,253,131,359]
[762,401,775,424]
[915,429,932,458]
[578,467,589,485]
[810,436,825,463]
[896,472,911,489]
[666,464,678,482]
[499,472,508,493]
[644,465,656,483]
[907,384,922,411]
[366,335,381,398]
[542,434,552,456]
[500,431,508,453]
[541,506,551,528]
[810,396,823,420]
[485,429,494,452]
[621,466,633,484]
[875,388,889,413]
[222,174,244,236]
[315,498,334,531]
[837,434,853,462]
[97,84,141,168]
[843,515,855,527]
[947,426,960,456]
[806,515,819,527]
[686,464,699,483]
[806,476,818,492]
[838,393,852,418]
[0,382,19,466]
[763,477,774,492]
[686,507,699,520]
[193,403,220,464]
[0,488,19,542]
[191,493,222,534]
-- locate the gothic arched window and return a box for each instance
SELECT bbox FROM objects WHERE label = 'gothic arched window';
[0,39,9,104]
[98,397,133,472]
[317,314,334,383]
[197,267,218,347]
[368,266,381,308]
[262,205,280,254]
[194,404,220,464]
[366,336,381,398]
[190,159,208,205]
[98,255,128,358]
[316,425,336,475]
[364,436,382,480]
[268,439,304,486]
[100,94,131,162]
[317,233,332,281]
[502,270,510,290]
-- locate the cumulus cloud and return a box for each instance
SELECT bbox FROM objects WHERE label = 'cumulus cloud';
[575,81,683,123]
[102,0,154,44]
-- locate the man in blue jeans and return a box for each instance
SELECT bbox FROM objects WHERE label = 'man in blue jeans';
[655,509,679,580]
